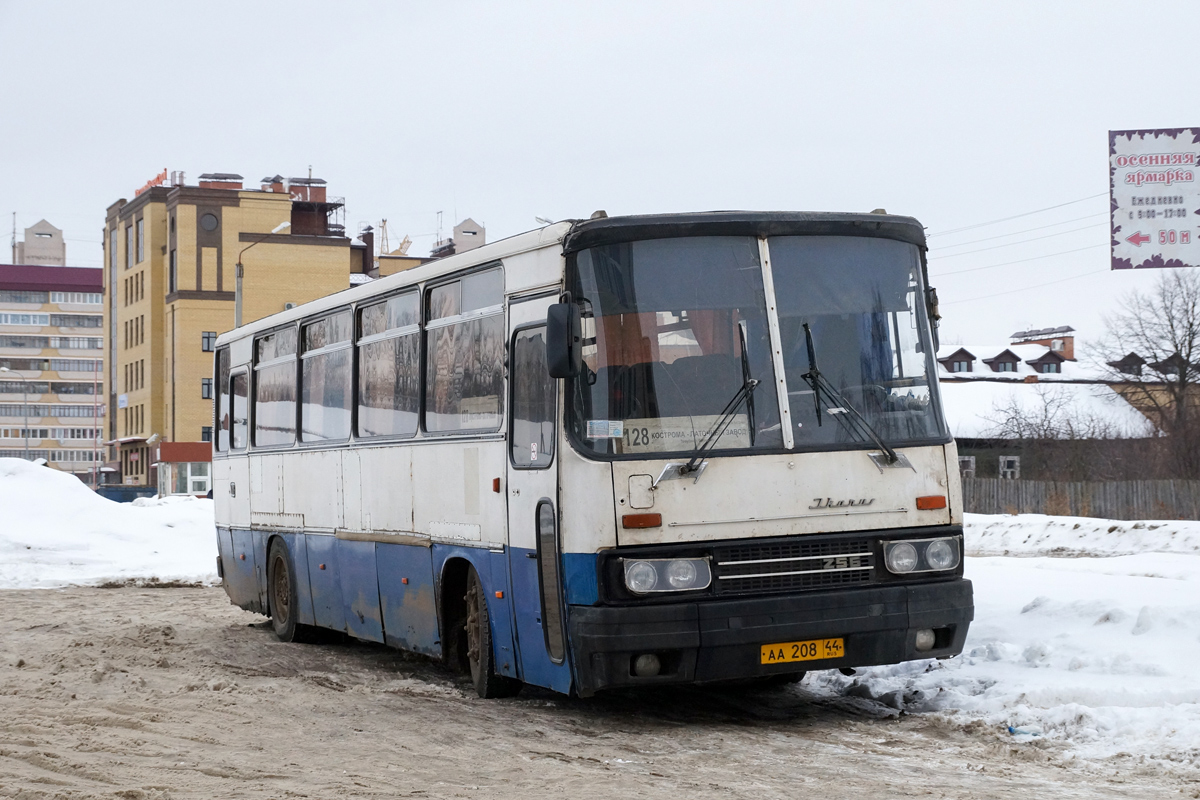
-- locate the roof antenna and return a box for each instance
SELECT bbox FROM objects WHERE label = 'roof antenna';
[308,164,312,180]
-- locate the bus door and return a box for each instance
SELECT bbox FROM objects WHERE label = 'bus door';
[506,294,572,693]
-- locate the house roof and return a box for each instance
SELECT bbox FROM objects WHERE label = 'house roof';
[937,342,1102,381]
[939,381,1153,439]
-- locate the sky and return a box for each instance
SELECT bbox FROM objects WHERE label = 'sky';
[1,0,1196,348]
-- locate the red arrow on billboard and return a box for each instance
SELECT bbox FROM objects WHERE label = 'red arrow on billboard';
[1126,231,1151,246]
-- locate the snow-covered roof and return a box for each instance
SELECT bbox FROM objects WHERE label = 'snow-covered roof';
[936,342,1107,381]
[939,380,1153,439]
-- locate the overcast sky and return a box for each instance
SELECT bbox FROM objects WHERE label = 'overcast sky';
[2,1,1196,347]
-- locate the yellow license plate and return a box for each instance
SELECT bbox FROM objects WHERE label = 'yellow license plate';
[760,637,844,664]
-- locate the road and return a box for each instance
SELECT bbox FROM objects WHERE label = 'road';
[0,588,1188,799]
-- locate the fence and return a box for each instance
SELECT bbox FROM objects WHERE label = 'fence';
[961,478,1200,520]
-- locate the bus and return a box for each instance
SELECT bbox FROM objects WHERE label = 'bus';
[212,211,973,698]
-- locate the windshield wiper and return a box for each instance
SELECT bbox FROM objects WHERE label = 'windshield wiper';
[678,375,759,479]
[801,322,898,464]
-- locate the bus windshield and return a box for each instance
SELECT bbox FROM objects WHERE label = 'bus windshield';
[567,234,946,457]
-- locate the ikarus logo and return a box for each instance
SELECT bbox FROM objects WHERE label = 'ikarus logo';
[808,497,876,510]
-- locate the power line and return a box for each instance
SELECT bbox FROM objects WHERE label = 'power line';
[941,268,1109,306]
[931,212,1108,250]
[932,243,1107,278]
[929,222,1106,259]
[929,193,1108,238]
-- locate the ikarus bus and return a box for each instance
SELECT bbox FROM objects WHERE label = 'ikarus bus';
[212,211,973,698]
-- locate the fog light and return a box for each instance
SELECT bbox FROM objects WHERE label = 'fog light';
[885,542,918,573]
[633,653,661,677]
[624,561,658,593]
[925,539,959,571]
[914,628,936,651]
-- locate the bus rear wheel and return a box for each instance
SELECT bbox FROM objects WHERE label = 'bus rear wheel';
[268,538,314,643]
[464,567,522,699]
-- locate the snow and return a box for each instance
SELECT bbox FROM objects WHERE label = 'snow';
[937,380,1153,439]
[814,511,1200,767]
[4,455,1200,768]
[0,458,217,589]
[936,341,1106,382]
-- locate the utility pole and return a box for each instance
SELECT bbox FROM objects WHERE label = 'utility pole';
[10,212,16,264]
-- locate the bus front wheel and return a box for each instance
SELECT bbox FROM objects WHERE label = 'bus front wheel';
[464,567,522,699]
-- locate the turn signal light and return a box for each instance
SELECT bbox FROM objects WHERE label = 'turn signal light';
[622,513,663,529]
[916,495,947,510]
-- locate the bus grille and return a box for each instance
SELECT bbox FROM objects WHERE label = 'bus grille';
[712,537,875,595]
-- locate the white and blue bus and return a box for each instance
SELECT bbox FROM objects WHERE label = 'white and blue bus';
[212,211,973,698]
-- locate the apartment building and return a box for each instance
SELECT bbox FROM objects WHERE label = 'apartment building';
[0,263,104,477]
[103,171,354,486]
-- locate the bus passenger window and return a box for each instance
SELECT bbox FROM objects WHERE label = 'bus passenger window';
[425,269,504,433]
[253,327,298,446]
[216,347,230,451]
[511,326,555,468]
[231,372,248,450]
[357,292,420,437]
[301,311,352,442]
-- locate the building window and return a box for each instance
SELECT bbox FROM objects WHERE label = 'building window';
[997,361,1015,372]
[201,426,213,443]
[952,360,971,373]
[201,331,217,352]
[169,249,177,294]
[999,456,1020,479]
[136,219,144,263]
[958,455,976,479]
[125,224,134,270]
[1040,362,1060,374]
[201,378,213,399]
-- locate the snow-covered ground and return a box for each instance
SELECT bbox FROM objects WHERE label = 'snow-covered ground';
[0,458,216,588]
[814,512,1200,767]
[2,456,1198,768]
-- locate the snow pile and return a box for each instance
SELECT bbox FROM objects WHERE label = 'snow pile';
[0,458,217,589]
[965,511,1200,557]
[814,513,1200,767]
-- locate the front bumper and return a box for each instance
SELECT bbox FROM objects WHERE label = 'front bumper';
[568,579,973,696]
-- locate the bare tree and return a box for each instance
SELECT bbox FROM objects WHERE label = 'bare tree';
[1095,269,1200,477]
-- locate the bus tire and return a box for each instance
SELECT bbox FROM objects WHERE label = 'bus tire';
[267,538,313,644]
[464,567,522,699]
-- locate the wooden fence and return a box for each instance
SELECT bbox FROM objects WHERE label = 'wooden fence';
[961,478,1200,520]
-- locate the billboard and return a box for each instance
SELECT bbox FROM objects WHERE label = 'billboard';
[1109,128,1200,269]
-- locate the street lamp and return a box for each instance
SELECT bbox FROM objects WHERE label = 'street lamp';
[235,221,290,328]
[0,366,31,461]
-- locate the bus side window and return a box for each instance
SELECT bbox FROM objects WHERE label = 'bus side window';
[231,372,248,450]
[424,268,504,433]
[511,326,555,468]
[216,347,231,452]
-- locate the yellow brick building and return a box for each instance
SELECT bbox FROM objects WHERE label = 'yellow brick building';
[103,173,353,486]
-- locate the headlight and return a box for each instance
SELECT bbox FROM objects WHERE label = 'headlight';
[623,557,711,594]
[885,542,918,573]
[925,539,959,570]
[884,537,961,574]
[625,561,658,593]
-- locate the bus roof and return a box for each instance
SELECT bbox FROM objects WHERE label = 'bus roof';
[215,210,926,346]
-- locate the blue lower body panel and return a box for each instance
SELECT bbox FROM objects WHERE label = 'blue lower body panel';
[305,534,346,631]
[377,543,439,655]
[337,539,385,643]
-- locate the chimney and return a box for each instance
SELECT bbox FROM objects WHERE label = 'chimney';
[260,174,285,193]
[1010,325,1076,361]
[198,173,244,190]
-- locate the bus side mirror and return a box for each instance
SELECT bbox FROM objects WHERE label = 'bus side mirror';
[546,302,581,378]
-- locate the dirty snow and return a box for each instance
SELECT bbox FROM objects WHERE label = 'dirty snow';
[0,457,217,588]
[815,511,1200,767]
[2,456,1199,769]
